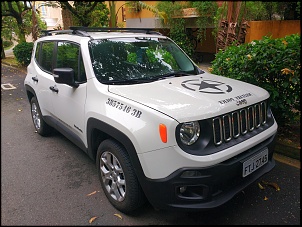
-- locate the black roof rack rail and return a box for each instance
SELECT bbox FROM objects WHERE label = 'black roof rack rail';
[40,29,73,37]
[40,29,92,38]
[40,27,163,38]
[72,30,91,37]
[69,26,163,35]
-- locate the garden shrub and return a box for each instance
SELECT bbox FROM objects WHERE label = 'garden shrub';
[3,40,13,48]
[210,34,300,127]
[13,42,34,66]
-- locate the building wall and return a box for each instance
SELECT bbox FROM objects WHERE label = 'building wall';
[26,1,63,41]
[105,1,127,28]
[126,1,158,28]
[126,1,157,20]
[36,1,63,30]
[245,20,301,43]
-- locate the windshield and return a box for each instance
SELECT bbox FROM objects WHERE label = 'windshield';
[89,37,198,84]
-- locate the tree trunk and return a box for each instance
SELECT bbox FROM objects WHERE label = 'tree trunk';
[109,1,116,28]
[32,1,38,41]
[62,7,73,29]
[1,38,6,59]
[13,13,27,43]
[16,23,26,43]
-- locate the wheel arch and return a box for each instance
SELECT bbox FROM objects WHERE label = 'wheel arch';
[24,84,36,102]
[87,117,145,180]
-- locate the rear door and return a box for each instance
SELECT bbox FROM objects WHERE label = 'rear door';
[29,41,56,117]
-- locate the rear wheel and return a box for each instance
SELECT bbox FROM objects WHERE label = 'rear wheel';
[96,139,146,214]
[30,97,53,136]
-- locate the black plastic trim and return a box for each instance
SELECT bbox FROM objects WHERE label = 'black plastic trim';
[70,26,163,35]
[24,85,87,152]
[43,116,87,152]
[24,84,36,102]
[86,117,148,183]
[140,132,277,211]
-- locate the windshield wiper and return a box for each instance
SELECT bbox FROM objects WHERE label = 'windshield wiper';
[157,71,192,80]
[101,77,157,85]
[100,71,192,85]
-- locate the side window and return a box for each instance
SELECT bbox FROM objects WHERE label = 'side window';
[56,41,86,83]
[40,42,55,72]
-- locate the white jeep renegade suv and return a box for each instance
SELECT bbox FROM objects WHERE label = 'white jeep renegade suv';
[24,27,278,214]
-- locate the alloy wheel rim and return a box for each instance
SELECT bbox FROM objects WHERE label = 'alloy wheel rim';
[100,151,126,202]
[31,103,41,130]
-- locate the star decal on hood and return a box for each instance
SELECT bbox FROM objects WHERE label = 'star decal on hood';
[181,77,232,94]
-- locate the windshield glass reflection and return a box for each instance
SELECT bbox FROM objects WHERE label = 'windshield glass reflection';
[89,37,197,84]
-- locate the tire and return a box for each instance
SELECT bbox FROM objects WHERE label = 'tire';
[30,97,53,136]
[96,139,146,214]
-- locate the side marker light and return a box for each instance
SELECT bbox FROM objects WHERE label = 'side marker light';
[159,124,167,143]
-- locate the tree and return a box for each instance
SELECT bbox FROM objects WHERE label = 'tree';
[277,1,300,20]
[156,1,194,57]
[57,1,109,28]
[1,14,17,42]
[1,1,32,43]
[108,1,116,27]
[214,1,300,52]
[1,1,46,59]
[31,1,38,41]
[90,2,110,27]
[235,1,300,21]
[1,38,5,59]
[61,6,73,30]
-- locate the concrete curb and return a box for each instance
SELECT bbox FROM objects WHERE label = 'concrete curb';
[274,140,300,161]
[273,153,300,169]
[1,60,27,74]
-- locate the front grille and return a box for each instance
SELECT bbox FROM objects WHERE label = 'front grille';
[212,101,267,145]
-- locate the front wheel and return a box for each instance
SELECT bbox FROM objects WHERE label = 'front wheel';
[96,139,146,214]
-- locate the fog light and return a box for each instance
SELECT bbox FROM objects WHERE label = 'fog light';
[180,170,201,178]
[179,186,187,193]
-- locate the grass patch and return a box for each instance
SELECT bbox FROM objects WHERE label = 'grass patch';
[2,57,19,66]
[4,44,14,50]
[1,56,26,71]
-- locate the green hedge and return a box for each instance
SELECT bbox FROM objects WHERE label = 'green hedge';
[211,34,300,127]
[3,40,13,48]
[13,42,34,66]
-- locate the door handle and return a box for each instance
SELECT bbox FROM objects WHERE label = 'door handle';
[49,85,59,93]
[32,76,38,82]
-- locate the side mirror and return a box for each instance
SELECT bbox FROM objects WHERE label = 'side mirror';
[194,65,205,74]
[53,68,79,88]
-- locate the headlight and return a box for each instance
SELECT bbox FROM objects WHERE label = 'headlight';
[180,121,200,145]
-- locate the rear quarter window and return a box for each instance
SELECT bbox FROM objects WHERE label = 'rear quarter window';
[40,41,55,73]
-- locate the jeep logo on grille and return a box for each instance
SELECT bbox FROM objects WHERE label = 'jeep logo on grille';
[181,78,232,94]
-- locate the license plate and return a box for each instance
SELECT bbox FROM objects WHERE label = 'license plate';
[242,148,268,177]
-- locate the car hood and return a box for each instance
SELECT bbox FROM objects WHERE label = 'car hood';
[108,73,270,122]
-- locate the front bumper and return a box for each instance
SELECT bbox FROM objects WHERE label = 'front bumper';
[140,132,277,211]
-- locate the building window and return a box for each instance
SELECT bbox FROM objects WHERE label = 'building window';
[40,5,47,17]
